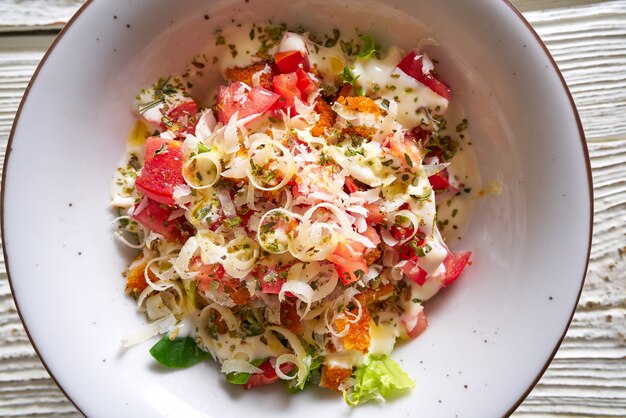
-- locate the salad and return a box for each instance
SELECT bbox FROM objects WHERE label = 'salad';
[112,24,473,406]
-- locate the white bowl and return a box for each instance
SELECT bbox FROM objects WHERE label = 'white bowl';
[2,0,591,416]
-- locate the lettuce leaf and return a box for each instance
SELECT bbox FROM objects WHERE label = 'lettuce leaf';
[343,354,415,406]
[149,336,209,368]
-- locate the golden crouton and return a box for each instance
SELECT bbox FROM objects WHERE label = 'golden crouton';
[311,98,336,137]
[336,96,380,115]
[335,305,371,352]
[356,283,395,306]
[125,257,157,296]
[320,364,353,391]
[342,125,376,140]
[224,62,274,90]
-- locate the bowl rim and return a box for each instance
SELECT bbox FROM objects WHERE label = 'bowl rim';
[0,0,593,416]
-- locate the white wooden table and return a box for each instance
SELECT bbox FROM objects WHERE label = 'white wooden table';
[0,1,624,416]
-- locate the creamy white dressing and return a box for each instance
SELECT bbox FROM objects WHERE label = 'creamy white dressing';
[308,43,347,86]
[434,133,482,242]
[352,47,449,128]
[325,350,367,369]
[205,334,274,363]
[216,23,269,71]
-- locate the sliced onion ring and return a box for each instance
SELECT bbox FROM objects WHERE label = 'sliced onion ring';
[183,152,222,189]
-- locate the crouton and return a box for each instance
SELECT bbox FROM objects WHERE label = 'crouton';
[335,305,371,352]
[356,283,395,306]
[336,96,380,115]
[223,62,274,90]
[230,286,251,305]
[342,125,376,140]
[125,256,157,296]
[320,364,353,391]
[363,247,382,266]
[311,98,336,137]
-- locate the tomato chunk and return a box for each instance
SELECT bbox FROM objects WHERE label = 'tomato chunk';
[344,177,359,194]
[164,101,198,136]
[428,168,458,193]
[192,262,226,293]
[397,51,451,100]
[280,300,303,334]
[402,258,427,286]
[131,198,191,242]
[135,137,185,205]
[216,82,280,124]
[328,241,369,285]
[272,73,302,110]
[405,310,428,339]
[295,68,318,96]
[254,265,288,294]
[441,251,471,287]
[364,203,385,224]
[274,50,310,73]
[243,359,296,389]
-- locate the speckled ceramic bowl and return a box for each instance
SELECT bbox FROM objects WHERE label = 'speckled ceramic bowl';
[2,0,591,416]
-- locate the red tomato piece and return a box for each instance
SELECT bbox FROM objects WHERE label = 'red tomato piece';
[428,168,458,193]
[402,258,427,286]
[344,177,359,194]
[280,300,303,334]
[216,82,280,124]
[164,100,198,136]
[362,225,381,246]
[131,198,191,242]
[272,73,302,110]
[255,265,288,294]
[274,50,310,73]
[243,359,296,389]
[135,137,185,205]
[390,224,414,241]
[441,251,471,287]
[405,310,428,339]
[407,126,432,147]
[328,241,369,285]
[397,51,451,100]
[295,68,318,97]
[364,203,385,224]
[192,262,226,293]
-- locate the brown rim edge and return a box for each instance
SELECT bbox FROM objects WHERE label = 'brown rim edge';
[0,1,594,416]
[502,1,593,417]
[0,1,94,416]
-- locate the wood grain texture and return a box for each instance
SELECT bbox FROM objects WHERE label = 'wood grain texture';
[0,0,86,32]
[0,1,624,417]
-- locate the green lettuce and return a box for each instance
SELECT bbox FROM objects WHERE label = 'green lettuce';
[344,354,415,406]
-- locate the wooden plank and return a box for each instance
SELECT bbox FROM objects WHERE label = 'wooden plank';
[0,1,624,417]
[0,0,85,32]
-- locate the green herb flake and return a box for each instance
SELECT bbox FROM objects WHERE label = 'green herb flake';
[339,66,360,87]
[325,28,341,47]
[404,153,413,167]
[153,143,166,156]
[356,34,377,59]
[456,118,468,133]
[261,220,277,234]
